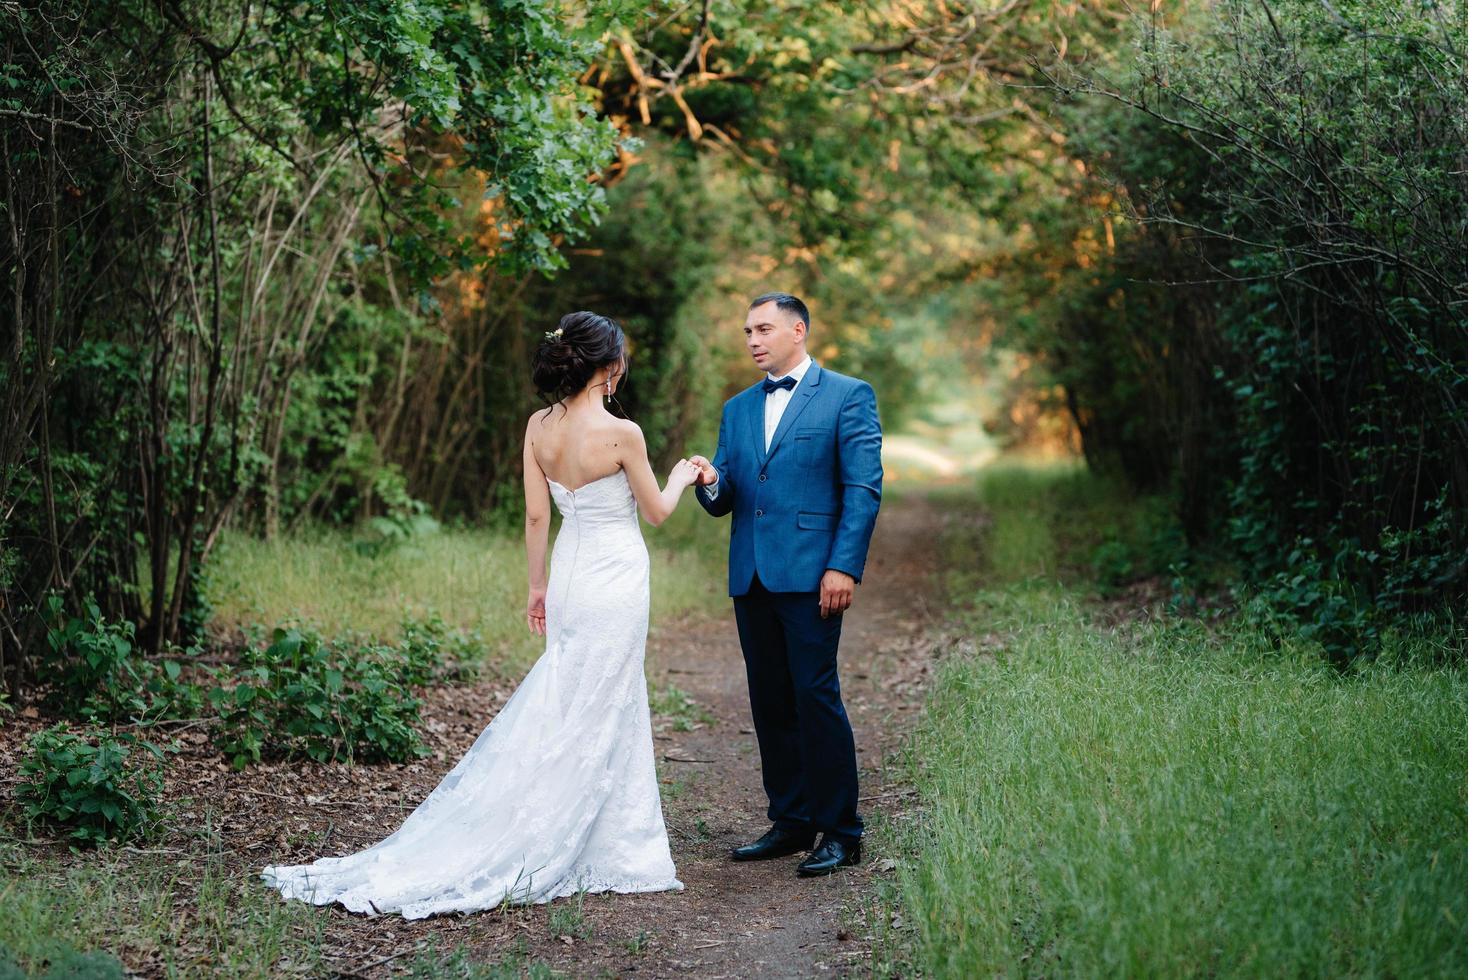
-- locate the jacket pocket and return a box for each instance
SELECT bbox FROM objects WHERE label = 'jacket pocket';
[793,427,825,467]
[797,511,837,531]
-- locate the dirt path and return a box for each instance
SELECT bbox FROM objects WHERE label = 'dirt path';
[463,489,948,979]
[327,491,948,978]
[1,492,953,979]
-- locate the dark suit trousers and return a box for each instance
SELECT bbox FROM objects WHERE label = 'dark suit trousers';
[732,574,863,846]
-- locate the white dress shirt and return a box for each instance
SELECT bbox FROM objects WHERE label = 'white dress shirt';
[762,354,812,451]
[704,355,812,499]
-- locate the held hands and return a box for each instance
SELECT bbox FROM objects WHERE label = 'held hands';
[527,586,547,636]
[687,455,718,487]
[668,458,701,490]
[819,570,856,619]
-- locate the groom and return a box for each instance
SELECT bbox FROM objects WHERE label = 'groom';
[689,292,882,877]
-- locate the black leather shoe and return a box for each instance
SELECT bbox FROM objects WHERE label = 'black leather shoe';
[795,835,861,876]
[730,826,817,862]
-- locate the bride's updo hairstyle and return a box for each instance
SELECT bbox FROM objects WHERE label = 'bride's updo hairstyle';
[532,311,626,405]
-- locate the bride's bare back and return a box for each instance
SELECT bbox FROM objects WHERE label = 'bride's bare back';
[527,404,628,492]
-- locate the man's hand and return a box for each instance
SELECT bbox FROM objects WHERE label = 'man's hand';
[819,570,856,619]
[688,455,718,487]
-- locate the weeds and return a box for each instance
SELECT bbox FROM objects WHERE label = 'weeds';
[882,464,1468,977]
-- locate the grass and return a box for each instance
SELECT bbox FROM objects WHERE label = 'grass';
[648,683,715,732]
[405,937,563,979]
[546,891,591,942]
[880,462,1468,978]
[206,496,728,678]
[931,458,1193,592]
[0,843,329,977]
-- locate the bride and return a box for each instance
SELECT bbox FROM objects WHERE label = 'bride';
[261,311,699,918]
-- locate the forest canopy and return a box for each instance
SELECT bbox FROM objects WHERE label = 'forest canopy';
[3,0,1464,686]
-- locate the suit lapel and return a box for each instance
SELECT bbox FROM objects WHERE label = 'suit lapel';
[765,363,823,461]
[748,384,770,465]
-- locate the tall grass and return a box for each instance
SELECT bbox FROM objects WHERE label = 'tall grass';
[887,465,1468,977]
[0,844,329,976]
[207,498,728,676]
[930,459,1184,590]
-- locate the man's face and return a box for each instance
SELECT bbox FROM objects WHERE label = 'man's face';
[744,301,806,377]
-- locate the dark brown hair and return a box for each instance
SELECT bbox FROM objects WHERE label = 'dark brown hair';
[531,311,626,405]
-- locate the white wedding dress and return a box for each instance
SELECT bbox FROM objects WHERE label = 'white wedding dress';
[261,470,683,918]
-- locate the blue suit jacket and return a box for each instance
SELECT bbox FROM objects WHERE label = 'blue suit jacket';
[696,362,882,596]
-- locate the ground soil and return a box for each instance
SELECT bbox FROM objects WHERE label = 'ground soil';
[2,492,957,979]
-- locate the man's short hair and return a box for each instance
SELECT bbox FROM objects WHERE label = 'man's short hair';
[750,292,811,335]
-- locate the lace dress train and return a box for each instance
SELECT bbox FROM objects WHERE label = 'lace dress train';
[260,471,683,918]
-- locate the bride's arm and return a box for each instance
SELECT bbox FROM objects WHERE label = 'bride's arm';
[617,421,698,527]
[523,416,551,636]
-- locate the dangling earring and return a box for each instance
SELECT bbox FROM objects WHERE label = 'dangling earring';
[604,379,613,403]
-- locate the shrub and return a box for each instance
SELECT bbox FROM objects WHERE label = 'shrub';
[40,595,209,722]
[209,626,436,768]
[1022,0,1468,660]
[34,947,127,980]
[0,946,129,980]
[40,596,146,721]
[15,725,165,846]
[397,612,483,686]
[140,657,209,720]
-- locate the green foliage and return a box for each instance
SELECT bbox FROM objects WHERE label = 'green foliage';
[1,0,623,687]
[30,947,127,980]
[0,845,331,976]
[1143,2,1467,656]
[0,943,128,980]
[208,626,438,768]
[897,596,1468,977]
[963,0,1468,658]
[15,726,166,847]
[1089,499,1191,597]
[648,683,713,732]
[405,936,564,980]
[209,0,618,276]
[953,463,1194,597]
[40,596,146,721]
[396,612,485,686]
[39,595,206,722]
[546,890,592,941]
[885,461,1468,977]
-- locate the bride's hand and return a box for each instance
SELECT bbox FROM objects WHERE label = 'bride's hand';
[527,587,547,636]
[669,458,700,490]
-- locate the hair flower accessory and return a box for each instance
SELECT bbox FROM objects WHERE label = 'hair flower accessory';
[544,326,564,342]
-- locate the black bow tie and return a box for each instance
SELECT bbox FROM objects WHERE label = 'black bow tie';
[762,376,797,394]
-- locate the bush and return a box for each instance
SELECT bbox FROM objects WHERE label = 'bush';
[1017,0,1468,660]
[396,612,484,686]
[0,944,129,980]
[40,596,146,721]
[15,725,165,846]
[0,945,20,980]
[40,595,208,722]
[34,948,127,980]
[209,626,437,768]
